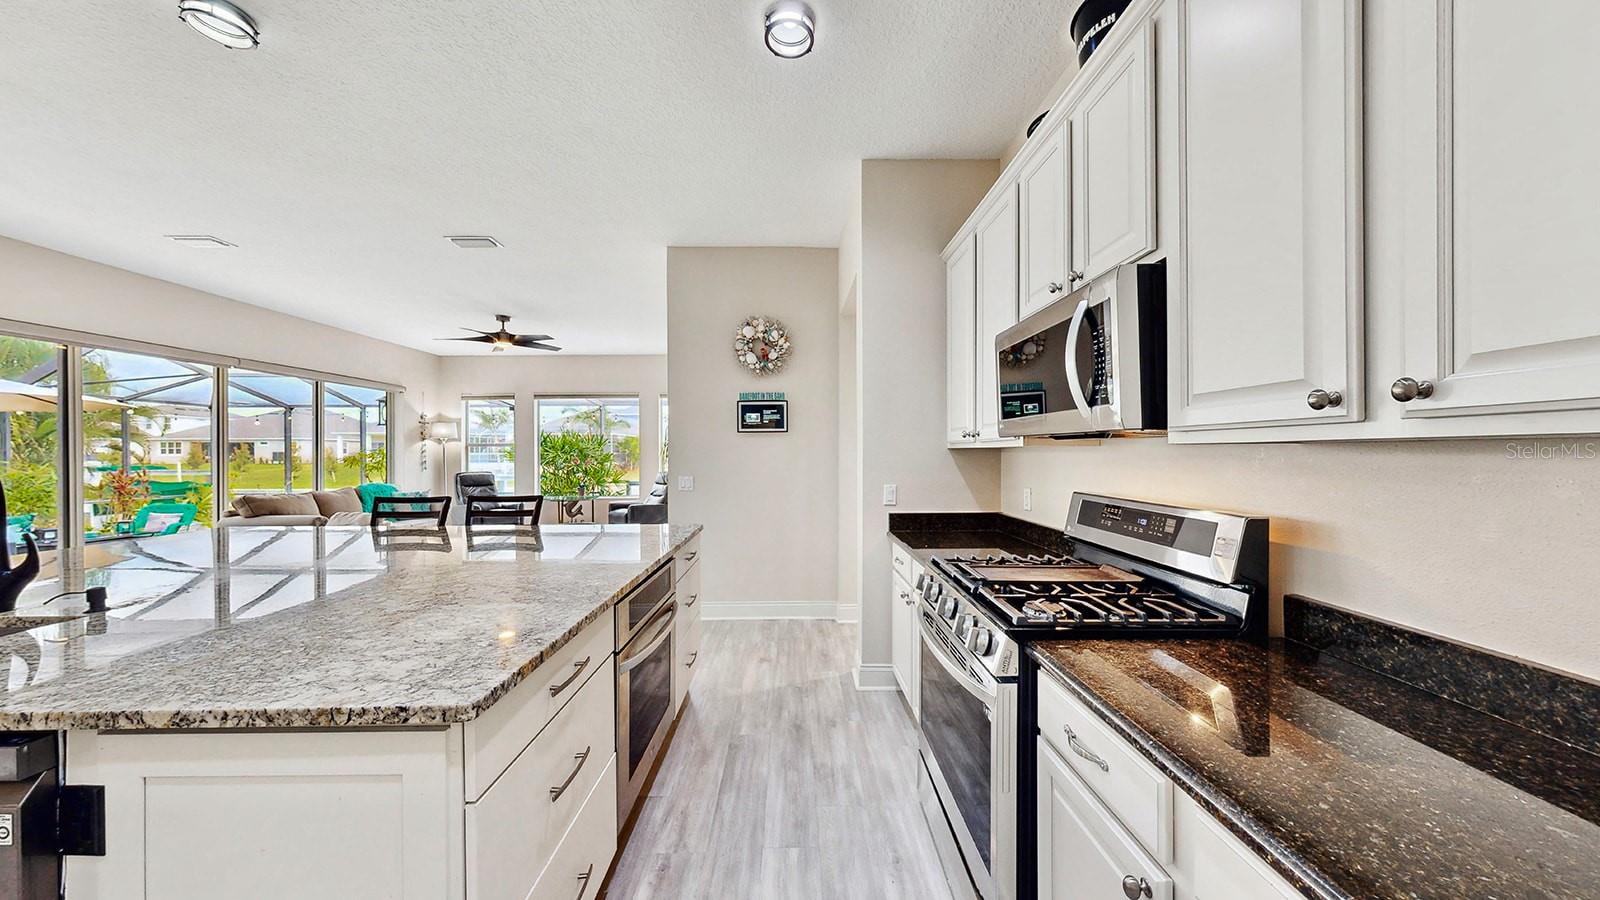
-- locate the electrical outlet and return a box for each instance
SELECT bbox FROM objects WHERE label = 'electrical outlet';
[677,475,694,492]
[1023,487,1032,512]
[882,484,897,506]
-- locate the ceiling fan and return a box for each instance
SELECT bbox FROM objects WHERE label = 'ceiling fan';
[438,314,561,353]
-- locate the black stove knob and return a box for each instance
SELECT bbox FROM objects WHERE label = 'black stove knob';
[968,626,994,656]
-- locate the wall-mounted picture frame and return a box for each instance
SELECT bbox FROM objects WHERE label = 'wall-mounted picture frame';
[736,398,788,433]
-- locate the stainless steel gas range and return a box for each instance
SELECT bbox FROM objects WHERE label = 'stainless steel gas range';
[914,493,1268,900]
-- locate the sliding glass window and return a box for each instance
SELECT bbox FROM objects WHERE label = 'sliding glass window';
[226,369,316,498]
[322,382,387,489]
[0,335,64,551]
[81,348,216,540]
[536,396,640,498]
[464,398,516,492]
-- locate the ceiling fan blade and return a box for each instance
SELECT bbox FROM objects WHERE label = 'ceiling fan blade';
[516,341,562,352]
[514,333,553,342]
[459,326,494,334]
[437,334,495,342]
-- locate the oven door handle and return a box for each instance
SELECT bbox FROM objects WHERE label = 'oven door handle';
[1063,295,1093,418]
[919,614,997,705]
[618,603,676,673]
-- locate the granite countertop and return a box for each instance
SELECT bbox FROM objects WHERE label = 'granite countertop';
[1031,637,1600,899]
[0,522,700,731]
[887,511,1064,564]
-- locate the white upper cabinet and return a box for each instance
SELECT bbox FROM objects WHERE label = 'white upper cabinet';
[1071,19,1156,286]
[1169,0,1364,431]
[1018,121,1073,319]
[946,234,978,445]
[975,187,1023,444]
[1395,0,1600,420]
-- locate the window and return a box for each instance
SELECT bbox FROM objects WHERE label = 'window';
[82,347,216,539]
[0,335,64,551]
[322,382,388,489]
[536,397,640,498]
[464,398,516,493]
[227,369,315,498]
[658,395,669,474]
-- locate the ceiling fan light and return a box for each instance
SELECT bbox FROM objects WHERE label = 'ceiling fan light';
[765,2,814,58]
[178,0,260,50]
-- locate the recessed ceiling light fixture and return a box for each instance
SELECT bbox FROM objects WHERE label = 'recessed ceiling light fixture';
[165,234,236,248]
[445,235,502,249]
[178,0,260,50]
[765,1,815,58]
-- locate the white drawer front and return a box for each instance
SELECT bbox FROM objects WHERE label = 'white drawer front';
[675,536,701,582]
[531,754,618,900]
[1038,736,1172,900]
[1182,795,1302,900]
[465,608,615,800]
[678,560,702,622]
[890,543,913,584]
[1038,671,1173,860]
[466,657,616,900]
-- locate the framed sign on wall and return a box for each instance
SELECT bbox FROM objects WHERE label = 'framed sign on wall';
[737,392,788,433]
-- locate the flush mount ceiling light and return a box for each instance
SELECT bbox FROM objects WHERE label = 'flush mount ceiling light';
[178,0,260,50]
[164,234,236,248]
[764,1,815,58]
[445,235,502,249]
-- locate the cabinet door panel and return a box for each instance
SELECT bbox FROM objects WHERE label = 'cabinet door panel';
[1171,0,1363,430]
[1399,0,1600,418]
[976,188,1022,444]
[1072,20,1155,284]
[946,235,978,444]
[1037,738,1172,900]
[890,568,914,698]
[1019,122,1072,318]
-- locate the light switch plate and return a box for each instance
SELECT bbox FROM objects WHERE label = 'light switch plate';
[677,475,694,491]
[882,484,897,506]
[1023,488,1032,512]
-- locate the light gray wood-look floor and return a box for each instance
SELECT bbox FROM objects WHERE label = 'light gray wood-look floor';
[603,620,954,900]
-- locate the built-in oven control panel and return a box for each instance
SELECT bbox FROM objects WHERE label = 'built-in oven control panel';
[922,564,1018,681]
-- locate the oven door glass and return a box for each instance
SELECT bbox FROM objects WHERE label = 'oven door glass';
[919,619,994,871]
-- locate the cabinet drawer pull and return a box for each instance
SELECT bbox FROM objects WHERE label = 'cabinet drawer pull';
[685,650,699,669]
[548,655,593,697]
[574,863,595,899]
[1121,875,1153,899]
[685,593,699,609]
[682,551,698,564]
[1064,724,1109,773]
[549,746,593,802]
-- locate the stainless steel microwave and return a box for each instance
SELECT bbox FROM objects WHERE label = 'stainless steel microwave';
[995,262,1166,437]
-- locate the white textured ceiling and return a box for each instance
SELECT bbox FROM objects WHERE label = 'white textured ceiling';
[0,0,1072,354]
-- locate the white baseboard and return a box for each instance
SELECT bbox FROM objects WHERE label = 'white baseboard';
[853,664,900,692]
[833,603,859,624]
[700,600,838,621]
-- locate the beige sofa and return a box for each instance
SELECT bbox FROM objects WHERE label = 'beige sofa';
[217,488,370,528]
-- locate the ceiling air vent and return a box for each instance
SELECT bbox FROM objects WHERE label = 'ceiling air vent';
[445,235,501,249]
[165,235,236,248]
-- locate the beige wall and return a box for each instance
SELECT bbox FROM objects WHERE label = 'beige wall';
[432,354,668,506]
[1002,440,1600,682]
[0,236,440,490]
[667,247,839,619]
[854,159,1004,685]
[836,293,859,622]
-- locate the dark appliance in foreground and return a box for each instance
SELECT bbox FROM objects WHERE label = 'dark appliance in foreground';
[615,561,677,824]
[914,493,1267,900]
[0,732,106,900]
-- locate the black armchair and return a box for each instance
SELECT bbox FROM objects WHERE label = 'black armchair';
[608,473,668,524]
[456,472,543,525]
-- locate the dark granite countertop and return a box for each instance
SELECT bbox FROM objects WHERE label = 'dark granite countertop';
[887,511,1063,565]
[1030,635,1600,899]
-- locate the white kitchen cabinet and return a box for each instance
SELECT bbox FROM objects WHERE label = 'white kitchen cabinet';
[1172,792,1300,900]
[975,188,1025,445]
[674,555,702,711]
[1070,18,1155,286]
[1169,0,1364,431]
[1394,0,1600,421]
[1018,120,1073,318]
[946,233,979,445]
[1037,737,1173,900]
[890,568,915,700]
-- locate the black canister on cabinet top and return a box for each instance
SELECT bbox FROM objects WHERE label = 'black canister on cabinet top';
[1070,0,1133,65]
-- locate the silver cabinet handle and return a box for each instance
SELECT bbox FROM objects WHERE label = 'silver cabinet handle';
[1068,269,1085,282]
[1048,281,1065,294]
[684,593,699,609]
[685,650,699,668]
[574,863,595,900]
[1121,875,1153,899]
[1391,377,1435,402]
[548,656,593,697]
[1306,388,1343,410]
[1064,724,1109,772]
[683,551,698,563]
[549,745,592,802]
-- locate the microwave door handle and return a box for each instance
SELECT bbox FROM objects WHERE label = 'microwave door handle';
[1063,296,1093,417]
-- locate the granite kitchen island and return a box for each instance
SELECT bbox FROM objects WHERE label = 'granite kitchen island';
[0,522,703,900]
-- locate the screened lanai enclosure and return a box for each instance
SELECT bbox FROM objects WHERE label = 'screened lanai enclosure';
[0,335,390,551]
